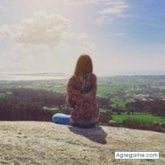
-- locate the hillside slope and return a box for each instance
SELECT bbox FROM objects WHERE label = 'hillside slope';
[0,122,164,165]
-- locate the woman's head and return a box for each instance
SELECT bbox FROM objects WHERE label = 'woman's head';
[74,54,93,76]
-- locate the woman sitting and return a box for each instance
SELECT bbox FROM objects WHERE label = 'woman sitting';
[66,54,99,128]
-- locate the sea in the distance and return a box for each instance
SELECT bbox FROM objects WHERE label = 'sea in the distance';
[0,72,70,81]
[0,71,164,81]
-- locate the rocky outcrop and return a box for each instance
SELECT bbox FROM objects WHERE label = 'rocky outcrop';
[0,122,164,165]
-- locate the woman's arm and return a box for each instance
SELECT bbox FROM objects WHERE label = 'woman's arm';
[67,76,81,97]
[83,74,97,96]
[66,76,84,108]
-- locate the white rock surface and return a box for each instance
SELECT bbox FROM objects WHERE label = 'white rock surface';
[0,122,164,165]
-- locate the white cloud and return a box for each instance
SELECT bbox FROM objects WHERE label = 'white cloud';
[63,0,128,24]
[96,0,128,24]
[63,0,101,5]
[78,33,96,50]
[0,24,12,37]
[0,11,96,50]
[99,1,128,15]
[15,12,72,47]
[0,12,73,47]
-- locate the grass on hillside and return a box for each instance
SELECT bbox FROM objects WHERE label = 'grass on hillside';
[111,112,165,124]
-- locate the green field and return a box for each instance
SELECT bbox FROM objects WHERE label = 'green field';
[111,112,165,124]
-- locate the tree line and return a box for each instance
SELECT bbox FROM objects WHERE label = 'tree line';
[0,88,164,122]
[0,88,110,121]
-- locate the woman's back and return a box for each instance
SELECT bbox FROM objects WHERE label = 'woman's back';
[67,73,99,126]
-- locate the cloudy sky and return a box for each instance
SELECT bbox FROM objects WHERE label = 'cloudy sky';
[0,0,165,76]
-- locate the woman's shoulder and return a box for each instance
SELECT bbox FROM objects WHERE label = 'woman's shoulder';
[91,73,97,77]
[91,73,97,80]
[68,75,78,82]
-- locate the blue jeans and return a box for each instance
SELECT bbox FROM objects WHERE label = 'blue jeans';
[52,113,97,128]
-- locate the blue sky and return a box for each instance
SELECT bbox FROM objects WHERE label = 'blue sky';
[0,0,165,76]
